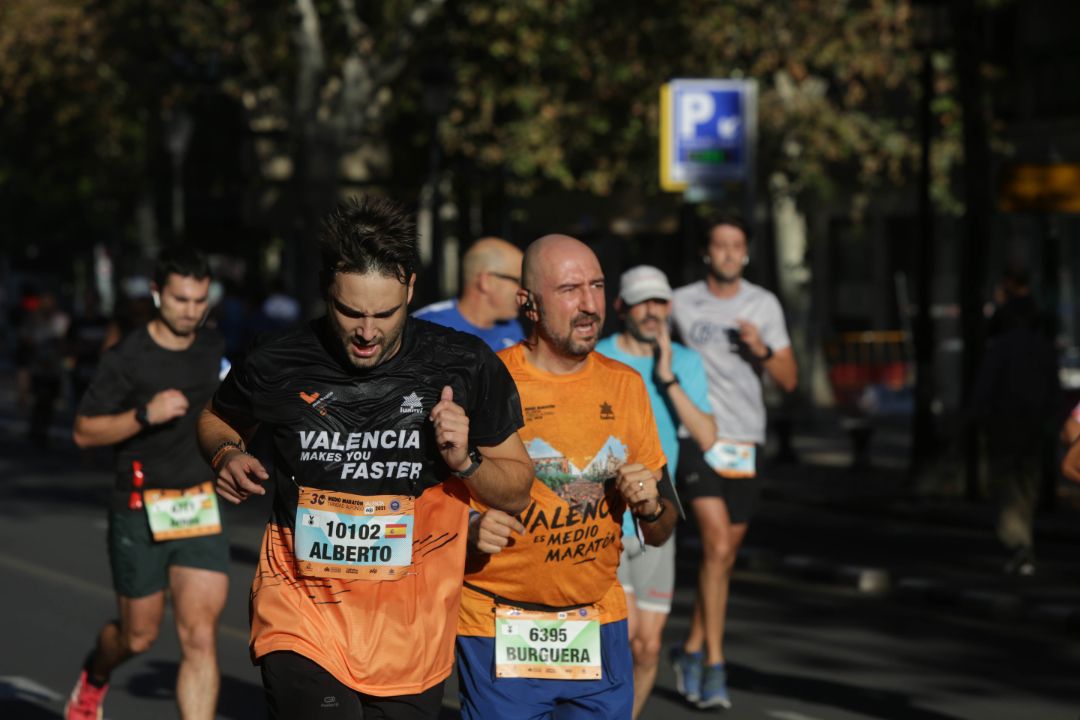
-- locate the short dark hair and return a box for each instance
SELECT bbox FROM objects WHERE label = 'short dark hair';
[154,245,210,287]
[319,195,419,293]
[702,212,751,246]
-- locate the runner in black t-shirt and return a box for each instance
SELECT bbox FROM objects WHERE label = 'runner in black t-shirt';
[197,195,534,720]
[65,247,227,720]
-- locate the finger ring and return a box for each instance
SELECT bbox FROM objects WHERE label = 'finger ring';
[637,480,644,490]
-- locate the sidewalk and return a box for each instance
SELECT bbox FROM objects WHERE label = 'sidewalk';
[727,411,1080,634]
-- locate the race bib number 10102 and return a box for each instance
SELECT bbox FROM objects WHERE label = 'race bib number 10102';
[294,489,414,582]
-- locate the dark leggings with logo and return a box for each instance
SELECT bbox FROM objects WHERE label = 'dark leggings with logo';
[260,651,445,720]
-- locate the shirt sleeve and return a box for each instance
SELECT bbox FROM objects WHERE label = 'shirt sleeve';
[467,344,524,448]
[211,351,259,423]
[629,373,667,473]
[760,293,792,351]
[674,346,712,415]
[76,346,135,417]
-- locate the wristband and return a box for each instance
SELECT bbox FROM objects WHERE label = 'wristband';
[635,497,666,523]
[757,345,774,362]
[655,376,679,393]
[210,440,245,471]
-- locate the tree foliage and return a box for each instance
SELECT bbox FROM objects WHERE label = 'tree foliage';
[1,0,964,258]
[440,0,959,209]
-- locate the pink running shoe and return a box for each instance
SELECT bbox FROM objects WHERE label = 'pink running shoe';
[64,670,108,720]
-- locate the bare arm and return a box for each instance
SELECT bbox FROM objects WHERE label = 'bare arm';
[1062,416,1080,446]
[762,346,798,393]
[73,388,188,448]
[466,432,534,514]
[430,385,533,514]
[197,400,268,504]
[654,324,716,450]
[1063,436,1080,484]
[737,320,798,393]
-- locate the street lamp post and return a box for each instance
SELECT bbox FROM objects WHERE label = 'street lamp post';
[910,1,948,479]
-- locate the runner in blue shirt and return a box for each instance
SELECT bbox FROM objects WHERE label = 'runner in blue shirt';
[413,237,524,350]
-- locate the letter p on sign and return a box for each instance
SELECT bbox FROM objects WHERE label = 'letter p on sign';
[679,92,715,138]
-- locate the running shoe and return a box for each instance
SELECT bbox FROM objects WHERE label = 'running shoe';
[669,647,703,703]
[1004,548,1036,577]
[64,670,108,720]
[697,662,732,709]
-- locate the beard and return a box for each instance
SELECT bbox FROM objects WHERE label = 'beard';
[330,314,406,370]
[707,263,741,284]
[539,310,602,358]
[626,314,662,344]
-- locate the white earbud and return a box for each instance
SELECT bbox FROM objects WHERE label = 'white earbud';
[151,290,161,309]
[742,256,750,267]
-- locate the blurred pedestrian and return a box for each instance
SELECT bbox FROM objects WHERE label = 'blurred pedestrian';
[197,196,532,720]
[414,236,525,349]
[973,264,1059,576]
[457,236,676,720]
[67,288,111,406]
[20,289,70,448]
[669,215,797,710]
[596,265,715,719]
[65,246,227,720]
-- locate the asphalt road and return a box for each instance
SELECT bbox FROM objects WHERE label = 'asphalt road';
[2,433,1078,719]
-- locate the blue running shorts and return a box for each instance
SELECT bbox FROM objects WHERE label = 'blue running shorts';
[456,620,633,720]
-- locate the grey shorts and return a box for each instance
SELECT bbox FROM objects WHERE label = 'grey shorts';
[617,532,675,614]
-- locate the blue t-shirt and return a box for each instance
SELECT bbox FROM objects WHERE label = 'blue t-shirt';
[413,299,524,351]
[596,334,711,537]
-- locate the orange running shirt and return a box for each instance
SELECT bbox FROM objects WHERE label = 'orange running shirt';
[212,318,523,695]
[458,345,666,637]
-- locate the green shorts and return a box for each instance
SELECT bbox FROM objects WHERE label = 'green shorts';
[107,507,230,598]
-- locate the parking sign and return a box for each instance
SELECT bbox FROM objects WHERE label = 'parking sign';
[660,79,757,192]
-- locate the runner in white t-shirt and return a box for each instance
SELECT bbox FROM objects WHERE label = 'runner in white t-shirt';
[669,216,797,710]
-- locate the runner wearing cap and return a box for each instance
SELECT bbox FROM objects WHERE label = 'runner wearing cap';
[596,265,715,719]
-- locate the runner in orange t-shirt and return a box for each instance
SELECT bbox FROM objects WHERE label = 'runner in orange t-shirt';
[456,234,678,719]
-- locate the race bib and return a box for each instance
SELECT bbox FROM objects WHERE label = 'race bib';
[294,489,414,581]
[704,440,756,478]
[494,605,602,680]
[144,481,222,541]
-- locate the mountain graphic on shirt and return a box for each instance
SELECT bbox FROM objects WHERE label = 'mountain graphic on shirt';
[525,435,626,507]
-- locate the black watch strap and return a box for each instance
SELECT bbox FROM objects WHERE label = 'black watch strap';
[135,405,150,427]
[457,447,483,478]
[636,497,666,523]
[655,376,679,393]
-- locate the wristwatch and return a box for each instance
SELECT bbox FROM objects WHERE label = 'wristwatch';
[457,447,484,478]
[135,405,151,427]
[757,345,774,362]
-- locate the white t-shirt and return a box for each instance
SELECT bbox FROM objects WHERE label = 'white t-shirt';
[672,279,791,444]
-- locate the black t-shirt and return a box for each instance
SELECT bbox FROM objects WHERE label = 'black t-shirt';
[78,325,225,510]
[212,316,523,529]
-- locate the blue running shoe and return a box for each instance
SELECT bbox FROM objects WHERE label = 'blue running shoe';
[669,647,703,703]
[697,663,732,709]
